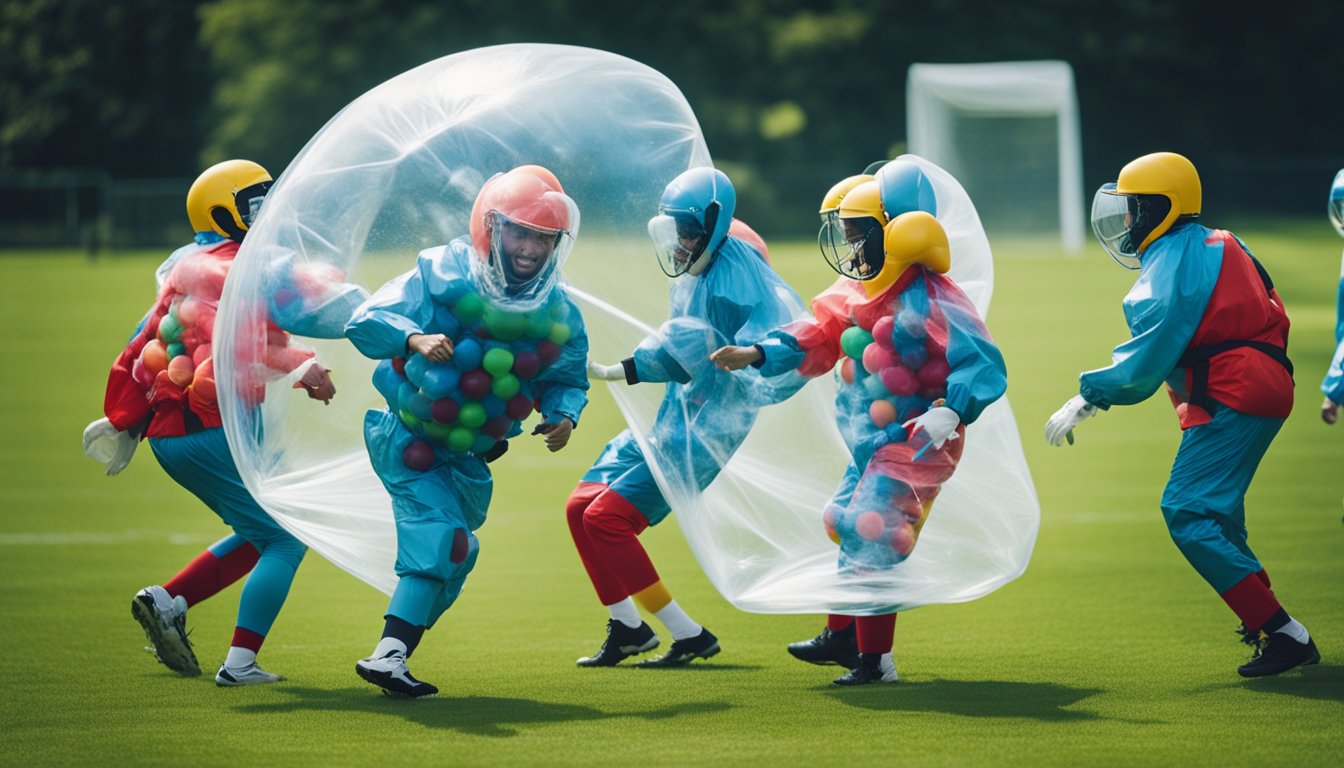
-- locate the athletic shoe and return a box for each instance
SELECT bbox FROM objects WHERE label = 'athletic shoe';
[215,662,286,686]
[637,628,719,668]
[576,620,660,667]
[355,652,438,698]
[832,652,899,685]
[787,625,860,669]
[131,585,200,677]
[1237,633,1320,678]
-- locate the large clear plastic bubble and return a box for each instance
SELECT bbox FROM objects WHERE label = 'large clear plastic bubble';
[216,44,1037,613]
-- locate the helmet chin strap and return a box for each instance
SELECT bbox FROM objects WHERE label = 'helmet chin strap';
[684,202,720,277]
[211,207,248,244]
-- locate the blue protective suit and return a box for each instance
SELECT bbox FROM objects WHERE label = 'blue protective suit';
[1322,270,1344,404]
[581,237,806,524]
[346,237,589,627]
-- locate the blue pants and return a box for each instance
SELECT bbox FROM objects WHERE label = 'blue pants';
[150,428,306,636]
[1160,406,1282,594]
[365,409,488,628]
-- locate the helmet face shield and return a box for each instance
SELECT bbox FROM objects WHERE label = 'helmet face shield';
[1331,197,1344,239]
[237,180,272,228]
[819,213,883,279]
[476,208,574,310]
[1091,184,1141,270]
[648,212,708,277]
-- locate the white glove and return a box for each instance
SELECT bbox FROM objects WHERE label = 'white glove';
[82,417,139,476]
[903,406,961,450]
[587,360,626,381]
[1044,395,1098,447]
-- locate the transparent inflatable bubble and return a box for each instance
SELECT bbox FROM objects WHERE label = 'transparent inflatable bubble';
[216,43,1037,612]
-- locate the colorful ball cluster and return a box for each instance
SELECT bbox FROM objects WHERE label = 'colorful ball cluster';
[839,293,951,432]
[395,280,568,469]
[827,472,927,569]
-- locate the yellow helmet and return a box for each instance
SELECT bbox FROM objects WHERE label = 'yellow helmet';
[1112,151,1200,253]
[836,179,886,224]
[865,211,950,297]
[820,177,892,281]
[187,159,273,243]
[818,174,874,215]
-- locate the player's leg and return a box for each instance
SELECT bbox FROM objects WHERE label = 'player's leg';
[834,613,898,685]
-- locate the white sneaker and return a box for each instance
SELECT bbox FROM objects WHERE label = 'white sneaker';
[131,586,200,676]
[215,662,286,686]
[355,652,438,698]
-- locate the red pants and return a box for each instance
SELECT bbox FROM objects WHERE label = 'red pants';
[566,482,661,605]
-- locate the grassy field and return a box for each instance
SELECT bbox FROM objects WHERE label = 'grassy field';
[2,222,1341,766]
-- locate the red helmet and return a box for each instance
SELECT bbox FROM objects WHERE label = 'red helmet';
[467,166,578,309]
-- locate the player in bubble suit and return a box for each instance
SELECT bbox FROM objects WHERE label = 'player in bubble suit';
[712,162,1006,685]
[1320,170,1344,428]
[573,168,807,668]
[1045,152,1318,677]
[86,160,362,685]
[345,165,589,697]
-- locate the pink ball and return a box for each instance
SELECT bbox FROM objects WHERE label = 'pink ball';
[879,365,918,397]
[460,369,492,400]
[918,359,950,389]
[191,343,212,367]
[861,342,898,375]
[869,399,898,428]
[402,440,435,472]
[430,397,460,424]
[872,316,895,350]
[855,511,885,542]
[822,506,841,544]
[891,521,915,555]
[839,357,855,385]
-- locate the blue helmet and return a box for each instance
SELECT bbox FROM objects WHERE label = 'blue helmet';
[648,167,737,277]
[1330,168,1344,239]
[875,159,938,219]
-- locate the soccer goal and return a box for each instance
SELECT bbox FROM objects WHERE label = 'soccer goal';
[907,60,1084,253]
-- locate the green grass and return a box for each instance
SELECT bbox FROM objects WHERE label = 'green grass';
[2,223,1342,767]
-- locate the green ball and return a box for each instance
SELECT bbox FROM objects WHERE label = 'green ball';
[840,326,873,360]
[548,322,571,345]
[487,309,527,342]
[458,401,487,429]
[447,426,475,453]
[158,313,182,343]
[423,421,454,442]
[165,342,187,360]
[398,407,421,431]
[491,373,520,400]
[482,347,515,377]
[454,292,485,323]
[524,312,553,340]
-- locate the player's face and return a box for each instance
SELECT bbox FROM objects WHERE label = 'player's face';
[499,220,557,280]
[842,218,879,277]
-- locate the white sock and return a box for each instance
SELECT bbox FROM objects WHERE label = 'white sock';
[373,636,408,659]
[224,646,257,669]
[653,600,701,641]
[607,597,641,629]
[1275,617,1310,644]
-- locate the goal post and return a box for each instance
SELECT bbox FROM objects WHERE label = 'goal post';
[907,60,1085,254]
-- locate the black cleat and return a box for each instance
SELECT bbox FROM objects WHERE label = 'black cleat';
[637,628,719,668]
[355,652,439,698]
[1237,633,1320,678]
[576,620,660,667]
[832,652,898,685]
[787,624,859,669]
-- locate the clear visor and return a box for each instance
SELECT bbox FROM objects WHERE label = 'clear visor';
[1090,184,1140,270]
[235,181,272,228]
[1330,197,1344,239]
[477,210,574,311]
[647,213,705,277]
[818,212,880,279]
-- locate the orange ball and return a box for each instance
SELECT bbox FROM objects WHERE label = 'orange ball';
[167,355,195,387]
[139,339,169,375]
[839,357,855,385]
[868,399,897,428]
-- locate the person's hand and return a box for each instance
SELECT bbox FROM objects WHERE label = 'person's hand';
[1044,394,1098,447]
[709,345,761,371]
[532,417,574,452]
[587,360,625,381]
[294,362,336,404]
[82,417,139,476]
[1323,396,1340,425]
[903,406,961,450]
[408,333,454,363]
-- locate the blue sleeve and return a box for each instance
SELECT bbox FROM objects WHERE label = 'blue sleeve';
[266,256,370,339]
[1079,234,1218,408]
[756,331,807,377]
[344,260,435,360]
[1334,272,1344,345]
[1324,272,1344,403]
[942,303,1007,425]
[534,295,590,426]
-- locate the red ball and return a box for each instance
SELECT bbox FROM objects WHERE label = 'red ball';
[918,359,950,388]
[879,365,918,397]
[460,369,492,400]
[505,394,534,421]
[855,511,885,542]
[402,440,435,472]
[839,357,855,385]
[822,506,841,544]
[430,397,460,424]
[482,415,512,440]
[391,357,407,375]
[872,316,896,350]
[167,355,195,387]
[891,521,915,555]
[536,341,562,366]
[512,350,541,379]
